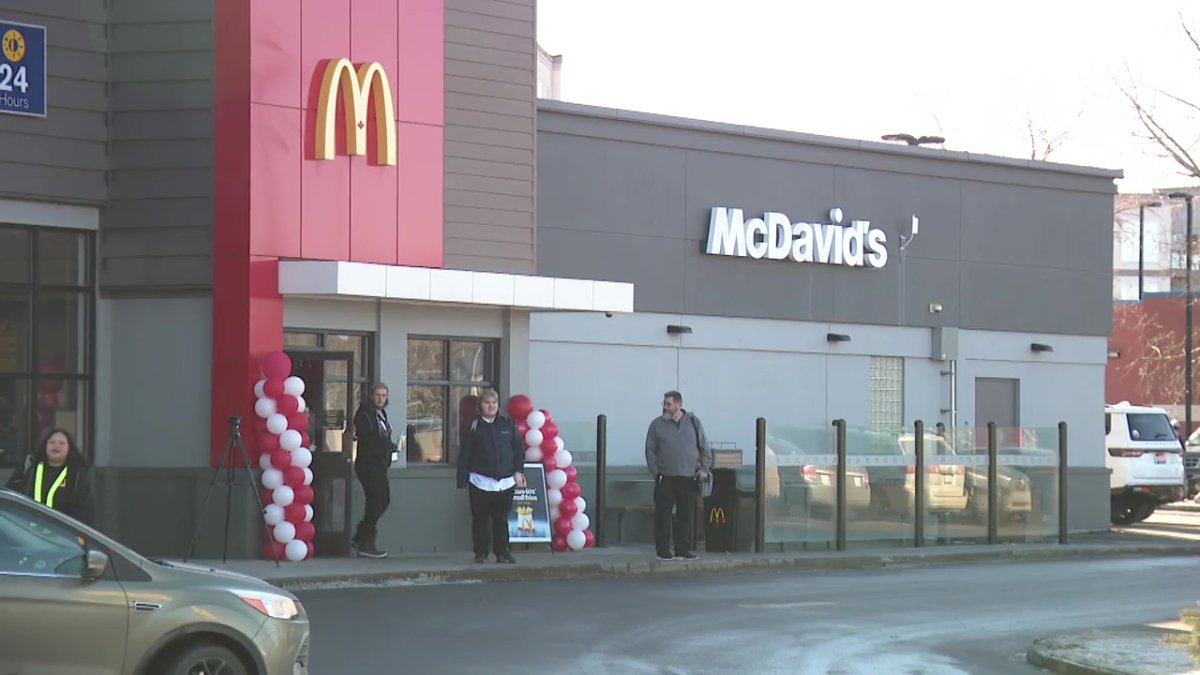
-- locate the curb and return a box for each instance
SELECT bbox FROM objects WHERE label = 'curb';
[268,543,1200,592]
[1026,639,1124,675]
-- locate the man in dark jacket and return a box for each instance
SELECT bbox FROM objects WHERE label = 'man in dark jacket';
[5,428,96,527]
[457,389,526,564]
[351,383,395,558]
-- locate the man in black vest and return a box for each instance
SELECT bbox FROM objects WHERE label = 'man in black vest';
[457,389,526,564]
[352,383,395,558]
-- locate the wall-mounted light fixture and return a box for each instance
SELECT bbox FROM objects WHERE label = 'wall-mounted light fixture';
[827,333,851,343]
[1030,342,1054,353]
[928,303,943,314]
[1107,348,1121,359]
[667,324,693,335]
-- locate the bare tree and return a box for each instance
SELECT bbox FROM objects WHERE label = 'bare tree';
[1026,113,1074,161]
[1120,16,1200,180]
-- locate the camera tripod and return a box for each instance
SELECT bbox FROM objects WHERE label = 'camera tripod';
[184,416,280,566]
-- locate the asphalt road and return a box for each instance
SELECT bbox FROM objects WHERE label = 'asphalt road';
[297,549,1199,674]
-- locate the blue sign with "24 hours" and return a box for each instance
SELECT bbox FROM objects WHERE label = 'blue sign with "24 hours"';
[0,21,46,117]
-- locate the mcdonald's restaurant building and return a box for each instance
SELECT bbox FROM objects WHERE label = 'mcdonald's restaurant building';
[0,1,1119,559]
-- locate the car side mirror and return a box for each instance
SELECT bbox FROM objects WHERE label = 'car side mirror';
[83,549,108,581]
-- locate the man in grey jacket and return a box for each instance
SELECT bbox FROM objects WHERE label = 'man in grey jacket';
[645,390,713,561]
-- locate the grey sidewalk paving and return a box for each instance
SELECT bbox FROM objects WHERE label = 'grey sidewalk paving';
[1027,625,1200,675]
[180,531,1200,592]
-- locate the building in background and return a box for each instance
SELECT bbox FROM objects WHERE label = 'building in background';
[536,42,562,100]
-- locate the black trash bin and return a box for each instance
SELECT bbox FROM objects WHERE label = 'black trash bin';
[704,468,755,552]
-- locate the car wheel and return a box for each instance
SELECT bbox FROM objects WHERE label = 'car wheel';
[1111,501,1138,526]
[1131,504,1157,523]
[164,641,250,675]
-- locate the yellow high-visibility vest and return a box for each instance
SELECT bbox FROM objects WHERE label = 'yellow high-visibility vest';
[33,463,68,509]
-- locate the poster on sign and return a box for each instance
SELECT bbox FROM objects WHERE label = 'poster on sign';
[507,463,551,543]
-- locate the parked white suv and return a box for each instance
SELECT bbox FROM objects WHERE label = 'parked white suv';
[1105,402,1186,524]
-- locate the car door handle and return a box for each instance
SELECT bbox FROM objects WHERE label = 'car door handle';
[131,601,161,613]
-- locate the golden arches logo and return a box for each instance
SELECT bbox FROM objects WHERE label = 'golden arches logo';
[314,58,396,166]
[708,507,726,525]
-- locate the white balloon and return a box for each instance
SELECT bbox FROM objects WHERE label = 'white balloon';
[255,397,277,419]
[304,504,314,522]
[279,429,302,451]
[566,528,586,551]
[571,512,590,532]
[285,538,308,562]
[550,505,561,521]
[302,467,313,486]
[254,379,267,399]
[273,520,296,544]
[547,488,563,507]
[261,468,284,490]
[283,376,306,397]
[266,413,288,435]
[554,449,573,469]
[546,468,567,490]
[525,447,543,462]
[263,504,284,526]
[259,453,274,472]
[554,436,565,453]
[525,410,546,430]
[525,429,544,448]
[574,496,587,514]
[291,447,313,469]
[272,485,295,507]
[296,396,307,413]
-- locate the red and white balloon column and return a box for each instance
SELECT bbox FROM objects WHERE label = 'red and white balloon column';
[253,351,316,562]
[506,394,595,553]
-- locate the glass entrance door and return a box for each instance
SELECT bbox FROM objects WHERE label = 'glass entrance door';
[288,350,356,557]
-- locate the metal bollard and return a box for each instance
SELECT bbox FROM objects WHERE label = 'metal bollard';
[595,414,607,548]
[987,422,998,545]
[1058,421,1068,545]
[914,420,925,547]
[755,417,766,554]
[835,419,847,552]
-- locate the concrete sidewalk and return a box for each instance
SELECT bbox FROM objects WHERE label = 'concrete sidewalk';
[1027,624,1200,674]
[178,531,1200,592]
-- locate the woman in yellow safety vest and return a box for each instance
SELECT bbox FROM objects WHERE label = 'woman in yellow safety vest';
[4,428,95,526]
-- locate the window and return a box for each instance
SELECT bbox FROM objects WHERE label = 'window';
[0,501,86,577]
[869,356,904,432]
[406,338,498,465]
[0,225,94,469]
[282,330,374,416]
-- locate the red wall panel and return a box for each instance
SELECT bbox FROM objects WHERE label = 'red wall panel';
[250,104,303,259]
[396,0,444,127]
[397,122,443,267]
[250,0,301,108]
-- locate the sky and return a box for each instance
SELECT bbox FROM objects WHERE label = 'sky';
[536,0,1200,194]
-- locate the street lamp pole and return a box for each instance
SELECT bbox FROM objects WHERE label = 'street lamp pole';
[1170,192,1195,436]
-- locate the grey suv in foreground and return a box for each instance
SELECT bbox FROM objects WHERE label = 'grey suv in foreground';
[0,488,309,674]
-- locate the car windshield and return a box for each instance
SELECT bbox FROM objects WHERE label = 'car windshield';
[1126,413,1177,441]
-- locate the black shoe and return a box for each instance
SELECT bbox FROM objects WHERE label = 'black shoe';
[356,536,388,559]
[496,553,516,564]
[474,555,487,564]
[675,551,699,561]
[656,554,675,561]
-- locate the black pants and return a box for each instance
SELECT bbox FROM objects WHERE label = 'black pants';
[468,484,515,558]
[654,474,697,557]
[353,461,390,542]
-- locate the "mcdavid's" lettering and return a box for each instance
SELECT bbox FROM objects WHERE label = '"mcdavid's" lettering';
[705,206,890,269]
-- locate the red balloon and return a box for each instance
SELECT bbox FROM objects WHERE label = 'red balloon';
[262,351,292,380]
[260,488,276,506]
[551,535,568,552]
[294,521,316,541]
[559,498,578,518]
[564,465,578,483]
[259,434,281,453]
[253,417,269,435]
[283,466,306,488]
[506,394,534,422]
[264,378,286,399]
[284,503,307,523]
[584,529,595,548]
[539,408,553,424]
[542,454,558,473]
[562,482,582,501]
[287,413,309,431]
[276,394,300,415]
[516,421,530,437]
[553,516,574,538]
[541,421,559,441]
[293,485,314,506]
[270,448,292,470]
[38,393,57,409]
[539,435,558,454]
[299,431,311,448]
[305,541,315,559]
[263,540,286,560]
[37,379,62,395]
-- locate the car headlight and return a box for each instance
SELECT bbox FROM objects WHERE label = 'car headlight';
[235,590,302,620]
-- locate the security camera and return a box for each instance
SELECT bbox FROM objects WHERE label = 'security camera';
[604,312,613,318]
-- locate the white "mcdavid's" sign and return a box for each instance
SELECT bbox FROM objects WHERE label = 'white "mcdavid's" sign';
[705,206,892,269]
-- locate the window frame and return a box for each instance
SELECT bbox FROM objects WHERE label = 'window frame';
[405,336,499,466]
[0,224,96,468]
